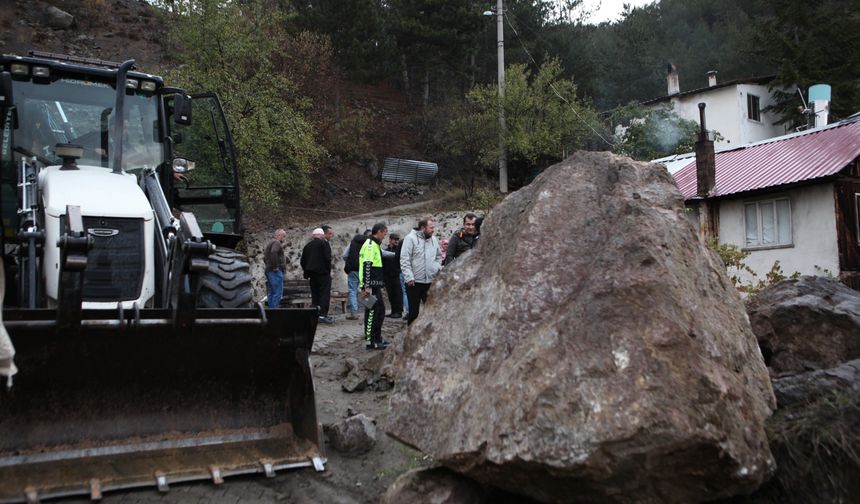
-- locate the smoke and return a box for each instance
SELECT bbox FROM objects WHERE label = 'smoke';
[649,114,684,151]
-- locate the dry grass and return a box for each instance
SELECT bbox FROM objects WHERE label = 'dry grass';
[733,389,860,503]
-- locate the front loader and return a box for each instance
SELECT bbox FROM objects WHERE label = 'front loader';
[0,52,324,503]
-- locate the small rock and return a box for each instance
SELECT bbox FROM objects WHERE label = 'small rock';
[381,467,485,504]
[324,414,377,454]
[44,6,74,29]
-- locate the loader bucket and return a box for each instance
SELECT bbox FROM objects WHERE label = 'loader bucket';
[0,307,323,503]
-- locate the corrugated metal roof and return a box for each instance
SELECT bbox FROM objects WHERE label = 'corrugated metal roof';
[672,118,860,200]
[381,158,438,184]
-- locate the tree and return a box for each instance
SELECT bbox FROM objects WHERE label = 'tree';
[750,0,860,126]
[610,104,700,161]
[451,58,600,188]
[287,0,396,82]
[157,0,326,207]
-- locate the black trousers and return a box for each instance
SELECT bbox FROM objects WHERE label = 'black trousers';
[384,275,403,314]
[309,273,331,317]
[364,287,385,343]
[406,282,431,325]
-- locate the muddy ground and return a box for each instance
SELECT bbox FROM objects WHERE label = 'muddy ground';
[65,313,425,504]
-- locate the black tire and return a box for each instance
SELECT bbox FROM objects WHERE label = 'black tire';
[198,247,254,308]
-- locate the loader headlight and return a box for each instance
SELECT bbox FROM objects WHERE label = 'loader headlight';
[140,80,157,92]
[126,78,139,90]
[10,64,28,75]
[172,158,195,173]
[32,66,50,78]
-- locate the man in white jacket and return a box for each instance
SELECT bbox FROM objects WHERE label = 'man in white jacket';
[399,216,442,325]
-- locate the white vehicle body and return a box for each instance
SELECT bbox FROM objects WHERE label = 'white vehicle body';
[39,164,155,309]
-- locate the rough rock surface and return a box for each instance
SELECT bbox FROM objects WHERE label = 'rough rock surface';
[44,6,74,29]
[323,413,377,454]
[746,276,860,375]
[388,151,775,503]
[341,351,393,393]
[380,467,485,504]
[772,358,860,407]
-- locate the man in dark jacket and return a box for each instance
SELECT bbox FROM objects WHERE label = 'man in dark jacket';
[263,228,287,308]
[301,228,333,324]
[382,233,403,318]
[444,213,480,266]
[342,229,371,320]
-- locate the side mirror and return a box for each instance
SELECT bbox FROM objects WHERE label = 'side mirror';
[171,132,183,145]
[172,158,196,174]
[173,93,192,126]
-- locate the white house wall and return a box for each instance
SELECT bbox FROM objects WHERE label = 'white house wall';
[717,183,839,284]
[669,87,740,148]
[736,83,786,145]
[651,84,789,149]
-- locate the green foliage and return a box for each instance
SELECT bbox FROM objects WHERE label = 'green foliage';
[610,104,700,160]
[423,99,495,199]
[709,240,756,291]
[750,0,860,126]
[708,240,800,295]
[157,0,326,207]
[287,0,396,81]
[327,110,373,163]
[470,188,502,216]
[463,58,600,185]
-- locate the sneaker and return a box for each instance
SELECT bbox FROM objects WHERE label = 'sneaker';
[388,312,402,318]
[402,314,409,320]
[366,341,388,350]
[346,312,359,320]
[318,316,334,324]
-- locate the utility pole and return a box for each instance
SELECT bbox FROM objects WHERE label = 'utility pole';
[496,0,508,193]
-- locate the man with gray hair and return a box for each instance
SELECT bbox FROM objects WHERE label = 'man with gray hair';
[263,228,287,308]
[301,227,334,324]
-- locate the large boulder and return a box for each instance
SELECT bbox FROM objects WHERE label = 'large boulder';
[746,275,860,375]
[772,358,860,407]
[388,151,775,503]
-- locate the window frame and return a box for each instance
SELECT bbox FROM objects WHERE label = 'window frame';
[855,193,860,245]
[747,93,761,123]
[743,197,793,250]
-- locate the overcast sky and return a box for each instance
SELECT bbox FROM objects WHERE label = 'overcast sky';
[581,0,656,24]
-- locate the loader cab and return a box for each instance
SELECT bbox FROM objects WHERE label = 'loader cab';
[0,55,165,241]
[165,93,242,250]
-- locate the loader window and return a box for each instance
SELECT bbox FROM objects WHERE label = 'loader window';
[169,93,240,237]
[11,79,162,171]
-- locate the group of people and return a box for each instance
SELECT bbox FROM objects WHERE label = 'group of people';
[262,213,482,350]
[263,225,336,324]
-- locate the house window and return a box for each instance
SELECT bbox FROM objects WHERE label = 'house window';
[744,198,791,247]
[747,94,761,122]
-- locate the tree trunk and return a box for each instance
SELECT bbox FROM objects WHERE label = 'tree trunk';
[423,67,430,108]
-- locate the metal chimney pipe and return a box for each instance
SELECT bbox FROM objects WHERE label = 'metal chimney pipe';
[695,103,716,198]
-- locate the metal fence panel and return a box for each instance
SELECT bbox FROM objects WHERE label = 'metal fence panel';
[381,158,438,184]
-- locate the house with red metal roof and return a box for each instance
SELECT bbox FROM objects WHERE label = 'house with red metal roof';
[669,113,860,288]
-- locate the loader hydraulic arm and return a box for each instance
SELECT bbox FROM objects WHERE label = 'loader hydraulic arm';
[56,205,92,332]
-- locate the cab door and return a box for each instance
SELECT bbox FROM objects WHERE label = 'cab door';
[167,93,242,249]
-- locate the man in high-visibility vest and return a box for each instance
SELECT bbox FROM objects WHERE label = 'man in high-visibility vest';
[359,222,389,350]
